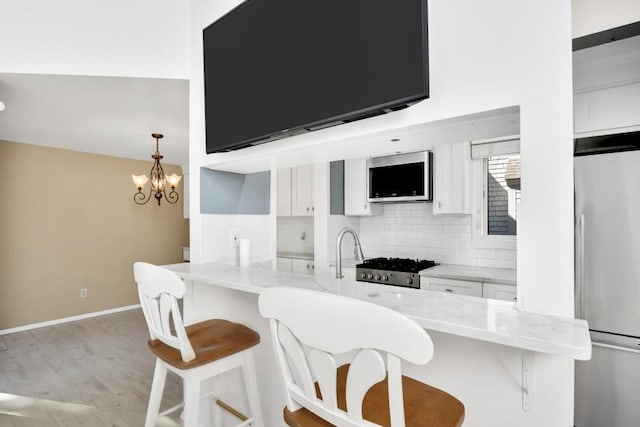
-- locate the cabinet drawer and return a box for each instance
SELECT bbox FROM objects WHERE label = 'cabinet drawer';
[483,282,517,302]
[276,257,293,272]
[423,277,482,297]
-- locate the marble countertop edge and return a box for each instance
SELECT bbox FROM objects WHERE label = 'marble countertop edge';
[164,262,590,361]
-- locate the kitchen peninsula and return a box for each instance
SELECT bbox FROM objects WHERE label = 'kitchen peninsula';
[165,261,591,425]
[167,261,590,359]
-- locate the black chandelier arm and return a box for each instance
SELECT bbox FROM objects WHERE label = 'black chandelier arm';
[133,188,153,205]
[164,188,179,204]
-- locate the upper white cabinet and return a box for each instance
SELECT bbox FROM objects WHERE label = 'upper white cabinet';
[573,37,640,136]
[574,81,640,135]
[277,168,293,216]
[291,165,314,216]
[433,142,472,215]
[344,158,382,216]
[277,166,313,217]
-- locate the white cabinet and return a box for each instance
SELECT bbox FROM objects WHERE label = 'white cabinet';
[421,275,517,301]
[482,282,517,302]
[344,158,382,216]
[291,165,314,216]
[292,259,314,275]
[433,142,472,215]
[574,82,640,135]
[277,169,293,216]
[278,166,314,217]
[277,257,314,275]
[276,257,293,272]
[421,277,482,297]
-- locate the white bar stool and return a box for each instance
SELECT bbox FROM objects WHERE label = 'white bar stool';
[259,286,465,427]
[134,262,264,427]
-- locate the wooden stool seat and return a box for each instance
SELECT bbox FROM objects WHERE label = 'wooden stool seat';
[284,364,465,427]
[134,262,264,427]
[148,319,260,369]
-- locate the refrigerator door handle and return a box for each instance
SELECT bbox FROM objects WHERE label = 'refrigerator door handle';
[576,213,586,319]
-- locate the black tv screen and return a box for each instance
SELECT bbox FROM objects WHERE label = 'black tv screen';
[203,0,429,153]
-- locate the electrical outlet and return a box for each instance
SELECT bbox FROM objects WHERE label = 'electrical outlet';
[80,288,88,298]
[229,230,239,248]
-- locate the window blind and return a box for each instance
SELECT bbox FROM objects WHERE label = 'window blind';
[470,135,520,159]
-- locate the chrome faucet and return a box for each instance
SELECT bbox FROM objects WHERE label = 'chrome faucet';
[335,227,365,279]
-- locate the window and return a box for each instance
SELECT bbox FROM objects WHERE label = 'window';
[486,155,520,236]
[470,136,520,249]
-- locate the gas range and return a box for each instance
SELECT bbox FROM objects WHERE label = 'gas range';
[355,257,439,289]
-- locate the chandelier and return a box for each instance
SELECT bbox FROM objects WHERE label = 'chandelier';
[132,133,182,205]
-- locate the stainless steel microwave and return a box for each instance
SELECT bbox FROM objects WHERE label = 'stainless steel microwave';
[367,151,433,202]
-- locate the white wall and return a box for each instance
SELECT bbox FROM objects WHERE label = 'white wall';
[0,0,190,79]
[189,0,575,425]
[200,214,270,264]
[572,0,640,38]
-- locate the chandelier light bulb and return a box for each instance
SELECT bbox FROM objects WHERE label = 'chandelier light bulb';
[166,173,182,189]
[131,174,149,190]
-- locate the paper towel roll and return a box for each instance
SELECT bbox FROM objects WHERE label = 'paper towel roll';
[239,238,251,267]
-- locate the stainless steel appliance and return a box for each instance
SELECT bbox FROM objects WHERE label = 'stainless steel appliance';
[356,257,438,288]
[367,151,433,202]
[574,131,640,427]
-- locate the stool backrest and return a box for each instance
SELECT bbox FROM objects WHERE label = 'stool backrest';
[133,262,195,362]
[258,287,434,427]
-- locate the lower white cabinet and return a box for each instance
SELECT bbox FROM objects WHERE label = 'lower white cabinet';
[482,282,517,302]
[421,277,482,297]
[292,259,314,275]
[276,257,293,272]
[421,276,516,300]
[277,257,314,275]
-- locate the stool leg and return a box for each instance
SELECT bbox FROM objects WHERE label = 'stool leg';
[242,350,264,427]
[183,372,201,427]
[145,359,168,427]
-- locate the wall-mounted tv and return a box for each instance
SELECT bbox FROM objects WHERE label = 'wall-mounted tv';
[203,0,429,153]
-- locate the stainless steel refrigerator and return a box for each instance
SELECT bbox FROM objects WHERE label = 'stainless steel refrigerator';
[574,131,640,427]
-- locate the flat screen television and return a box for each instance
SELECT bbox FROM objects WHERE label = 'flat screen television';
[203,0,429,153]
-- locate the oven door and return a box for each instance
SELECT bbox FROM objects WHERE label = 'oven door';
[367,151,432,202]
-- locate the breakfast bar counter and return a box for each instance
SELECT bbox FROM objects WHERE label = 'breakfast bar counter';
[165,261,591,361]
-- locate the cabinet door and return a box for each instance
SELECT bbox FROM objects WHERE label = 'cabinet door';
[483,282,517,302]
[424,277,482,297]
[277,168,292,216]
[344,158,382,216]
[292,258,314,275]
[574,82,640,135]
[276,257,292,272]
[292,165,314,216]
[433,142,471,215]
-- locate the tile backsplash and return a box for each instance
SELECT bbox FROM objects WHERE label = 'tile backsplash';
[277,216,314,254]
[358,203,516,269]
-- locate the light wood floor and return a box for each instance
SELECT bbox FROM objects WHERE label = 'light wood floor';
[0,309,182,426]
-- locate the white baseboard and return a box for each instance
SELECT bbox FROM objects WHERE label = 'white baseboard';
[0,304,141,335]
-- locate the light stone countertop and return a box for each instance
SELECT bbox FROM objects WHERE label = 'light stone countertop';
[420,264,517,286]
[165,262,590,360]
[276,251,314,260]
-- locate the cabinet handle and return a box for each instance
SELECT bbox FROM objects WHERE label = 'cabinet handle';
[445,288,453,293]
[364,203,367,209]
[438,201,442,208]
[312,206,314,212]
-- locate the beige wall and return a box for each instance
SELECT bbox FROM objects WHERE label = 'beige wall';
[0,140,189,330]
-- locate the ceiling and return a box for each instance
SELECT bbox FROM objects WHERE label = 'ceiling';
[0,73,189,167]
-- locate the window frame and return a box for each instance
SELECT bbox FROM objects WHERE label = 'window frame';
[471,158,518,250]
